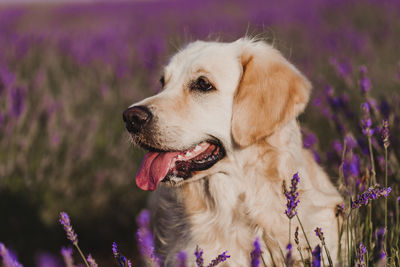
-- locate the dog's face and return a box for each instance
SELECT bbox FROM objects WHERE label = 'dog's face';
[123,39,311,191]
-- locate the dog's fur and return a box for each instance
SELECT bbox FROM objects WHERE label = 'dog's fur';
[128,38,343,266]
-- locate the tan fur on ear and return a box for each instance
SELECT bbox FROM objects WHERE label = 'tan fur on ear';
[232,42,311,147]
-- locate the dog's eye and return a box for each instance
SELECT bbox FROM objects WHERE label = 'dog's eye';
[191,76,215,92]
[160,76,165,87]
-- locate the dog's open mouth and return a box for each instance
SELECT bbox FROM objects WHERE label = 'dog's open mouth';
[135,141,225,191]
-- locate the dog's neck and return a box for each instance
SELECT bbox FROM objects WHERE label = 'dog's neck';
[177,120,306,260]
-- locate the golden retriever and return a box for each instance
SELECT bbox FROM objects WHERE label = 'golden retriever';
[123,38,343,266]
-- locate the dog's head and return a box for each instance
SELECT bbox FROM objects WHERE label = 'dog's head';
[123,38,311,191]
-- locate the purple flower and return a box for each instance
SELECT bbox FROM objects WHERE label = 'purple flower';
[345,135,357,150]
[285,243,293,266]
[207,251,230,267]
[250,238,261,267]
[343,153,361,182]
[9,86,25,119]
[303,132,317,149]
[356,242,366,267]
[0,66,15,93]
[398,196,400,205]
[351,185,392,209]
[195,247,204,267]
[112,242,131,267]
[374,228,386,264]
[284,173,300,219]
[361,102,374,137]
[359,66,371,93]
[314,227,324,241]
[0,243,23,267]
[59,212,78,245]
[87,254,98,267]
[60,247,74,267]
[311,245,321,267]
[381,120,390,148]
[175,251,187,267]
[36,252,62,267]
[136,209,160,266]
[332,140,343,155]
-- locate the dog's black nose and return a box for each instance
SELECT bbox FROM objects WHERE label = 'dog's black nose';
[123,106,152,133]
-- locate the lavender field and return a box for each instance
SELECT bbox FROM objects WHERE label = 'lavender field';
[1,0,400,266]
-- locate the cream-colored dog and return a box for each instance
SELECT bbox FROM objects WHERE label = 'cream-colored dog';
[123,38,343,266]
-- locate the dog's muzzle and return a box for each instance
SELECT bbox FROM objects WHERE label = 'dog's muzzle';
[122,105,152,134]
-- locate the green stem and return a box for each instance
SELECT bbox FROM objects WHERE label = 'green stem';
[346,205,353,266]
[289,219,292,245]
[384,145,388,251]
[296,214,312,257]
[74,243,90,267]
[321,238,333,267]
[367,136,376,184]
[297,247,306,267]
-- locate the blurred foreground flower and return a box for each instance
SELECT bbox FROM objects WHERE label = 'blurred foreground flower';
[311,245,321,267]
[61,247,75,267]
[0,243,23,267]
[250,238,261,267]
[175,251,187,267]
[136,209,160,266]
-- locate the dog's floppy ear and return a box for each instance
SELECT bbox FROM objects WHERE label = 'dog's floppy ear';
[231,41,311,147]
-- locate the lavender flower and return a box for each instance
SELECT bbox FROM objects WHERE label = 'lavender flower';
[381,119,390,148]
[356,242,366,267]
[314,227,324,241]
[195,247,204,267]
[361,102,374,137]
[311,245,321,267]
[0,243,23,267]
[303,132,317,149]
[175,251,187,267]
[398,196,400,205]
[207,251,230,267]
[87,254,98,267]
[345,135,357,150]
[374,228,386,264]
[359,66,371,93]
[9,86,25,119]
[283,173,300,219]
[112,242,131,267]
[285,243,293,266]
[59,212,78,245]
[351,185,392,209]
[136,209,160,266]
[250,238,261,267]
[60,247,74,267]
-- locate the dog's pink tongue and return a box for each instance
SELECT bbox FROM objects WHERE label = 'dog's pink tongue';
[136,151,179,191]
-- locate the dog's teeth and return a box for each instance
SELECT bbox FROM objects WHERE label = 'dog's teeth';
[194,145,202,152]
[177,155,183,160]
[185,151,192,157]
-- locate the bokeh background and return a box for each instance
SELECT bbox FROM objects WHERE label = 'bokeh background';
[1,0,399,266]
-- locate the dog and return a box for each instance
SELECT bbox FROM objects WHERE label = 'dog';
[123,38,343,266]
